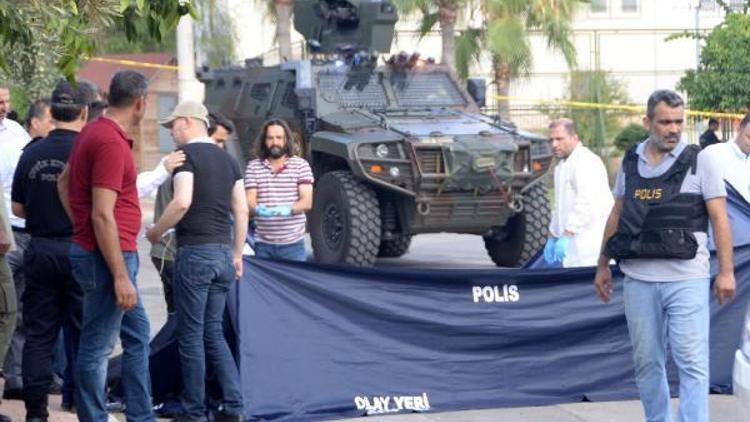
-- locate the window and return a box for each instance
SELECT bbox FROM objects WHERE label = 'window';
[730,0,744,11]
[591,0,607,13]
[699,0,716,10]
[621,0,638,13]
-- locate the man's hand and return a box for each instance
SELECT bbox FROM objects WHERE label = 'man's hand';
[0,227,10,255]
[145,224,162,244]
[269,205,293,217]
[234,254,244,279]
[553,235,571,263]
[163,150,186,173]
[594,265,614,303]
[255,205,274,217]
[543,237,557,264]
[114,276,137,311]
[714,271,736,305]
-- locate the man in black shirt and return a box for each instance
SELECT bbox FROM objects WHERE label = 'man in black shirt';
[699,118,721,149]
[11,80,96,420]
[146,101,248,421]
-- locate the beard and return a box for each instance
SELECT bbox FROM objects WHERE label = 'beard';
[269,146,285,158]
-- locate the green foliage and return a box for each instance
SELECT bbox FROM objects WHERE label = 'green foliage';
[678,13,750,113]
[196,0,237,67]
[540,70,631,156]
[0,0,191,81]
[456,0,580,81]
[99,15,177,54]
[455,28,482,80]
[614,123,648,153]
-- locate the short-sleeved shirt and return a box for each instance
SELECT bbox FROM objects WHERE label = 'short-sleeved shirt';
[68,117,141,252]
[613,140,726,282]
[701,140,750,203]
[0,118,31,229]
[11,129,77,237]
[173,138,242,246]
[244,156,313,245]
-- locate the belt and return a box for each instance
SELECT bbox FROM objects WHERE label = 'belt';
[31,235,72,242]
[11,226,27,234]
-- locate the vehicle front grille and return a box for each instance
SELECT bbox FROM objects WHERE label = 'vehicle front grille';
[415,147,445,175]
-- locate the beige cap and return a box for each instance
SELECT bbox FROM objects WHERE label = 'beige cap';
[159,101,210,128]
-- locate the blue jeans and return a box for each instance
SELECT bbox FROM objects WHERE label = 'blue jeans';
[623,277,710,422]
[254,239,306,261]
[175,244,243,420]
[69,244,153,422]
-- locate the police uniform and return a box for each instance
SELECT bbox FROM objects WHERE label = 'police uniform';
[608,139,726,421]
[11,129,83,418]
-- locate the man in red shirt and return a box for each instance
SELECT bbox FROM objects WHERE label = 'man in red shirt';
[60,70,153,422]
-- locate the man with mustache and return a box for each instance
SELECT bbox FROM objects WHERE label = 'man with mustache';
[244,119,313,261]
[594,89,735,422]
[544,118,613,267]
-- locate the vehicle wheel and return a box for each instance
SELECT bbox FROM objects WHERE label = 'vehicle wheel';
[310,170,381,266]
[377,234,412,258]
[483,183,550,267]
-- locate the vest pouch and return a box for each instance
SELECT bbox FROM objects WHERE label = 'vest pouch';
[607,228,698,260]
[637,228,698,259]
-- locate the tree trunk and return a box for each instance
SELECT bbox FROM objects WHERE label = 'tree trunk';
[275,0,294,62]
[493,55,512,120]
[437,0,457,74]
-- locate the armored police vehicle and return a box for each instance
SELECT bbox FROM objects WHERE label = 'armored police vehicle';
[201,0,553,266]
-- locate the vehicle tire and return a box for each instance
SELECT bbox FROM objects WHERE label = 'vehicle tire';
[483,183,550,267]
[377,235,412,258]
[310,170,381,266]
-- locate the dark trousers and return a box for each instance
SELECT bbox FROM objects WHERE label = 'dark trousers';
[22,237,83,418]
[152,256,175,314]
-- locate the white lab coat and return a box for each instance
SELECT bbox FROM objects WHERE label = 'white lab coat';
[549,144,614,267]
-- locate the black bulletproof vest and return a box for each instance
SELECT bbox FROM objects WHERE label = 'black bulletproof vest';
[606,144,708,260]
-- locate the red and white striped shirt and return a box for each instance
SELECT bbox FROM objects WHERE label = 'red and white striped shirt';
[244,156,314,244]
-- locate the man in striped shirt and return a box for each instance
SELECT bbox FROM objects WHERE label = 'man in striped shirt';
[245,119,313,261]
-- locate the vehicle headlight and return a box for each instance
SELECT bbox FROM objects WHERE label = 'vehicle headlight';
[375,144,390,158]
[389,166,400,177]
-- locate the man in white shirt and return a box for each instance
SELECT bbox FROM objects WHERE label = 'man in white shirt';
[544,118,614,267]
[0,86,31,397]
[702,114,750,203]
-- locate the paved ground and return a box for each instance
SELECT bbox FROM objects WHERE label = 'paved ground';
[0,211,746,420]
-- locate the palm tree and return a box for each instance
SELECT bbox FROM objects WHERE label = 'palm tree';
[393,0,463,73]
[257,0,294,62]
[475,0,581,118]
[274,0,294,60]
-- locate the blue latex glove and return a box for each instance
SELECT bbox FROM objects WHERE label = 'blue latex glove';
[543,237,557,264]
[269,205,293,217]
[553,235,571,263]
[255,205,274,217]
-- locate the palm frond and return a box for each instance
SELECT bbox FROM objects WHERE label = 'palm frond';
[455,28,482,79]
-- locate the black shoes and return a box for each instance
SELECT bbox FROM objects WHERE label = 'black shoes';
[2,387,23,400]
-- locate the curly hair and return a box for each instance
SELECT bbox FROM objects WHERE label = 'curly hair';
[254,118,295,160]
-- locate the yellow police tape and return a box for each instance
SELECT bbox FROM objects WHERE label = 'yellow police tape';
[80,60,750,120]
[89,57,181,71]
[495,95,745,119]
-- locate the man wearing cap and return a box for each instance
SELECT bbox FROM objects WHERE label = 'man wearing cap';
[11,80,96,421]
[61,70,154,422]
[147,101,248,421]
